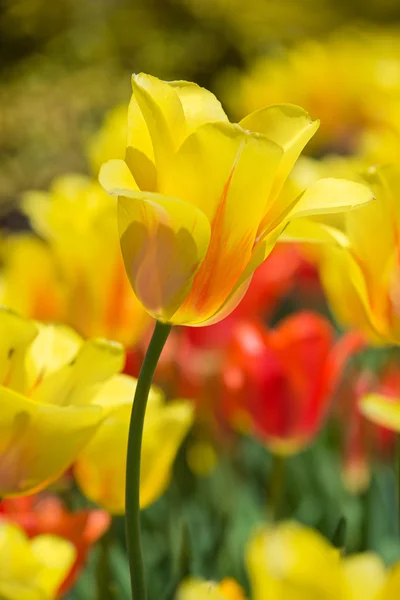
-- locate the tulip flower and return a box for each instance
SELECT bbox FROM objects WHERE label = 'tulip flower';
[0,521,75,600]
[176,578,246,600]
[316,165,400,346]
[0,306,125,497]
[99,72,372,326]
[246,521,391,600]
[0,495,110,595]
[221,312,364,454]
[3,174,149,347]
[74,375,193,513]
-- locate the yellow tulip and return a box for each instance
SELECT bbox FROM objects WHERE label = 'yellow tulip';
[0,307,125,497]
[86,104,128,176]
[176,578,246,600]
[0,235,66,324]
[74,375,193,513]
[99,73,372,326]
[317,164,400,345]
[246,522,344,600]
[245,522,392,600]
[10,174,149,346]
[0,521,75,600]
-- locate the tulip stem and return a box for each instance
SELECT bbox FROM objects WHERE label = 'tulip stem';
[125,320,172,600]
[269,454,285,522]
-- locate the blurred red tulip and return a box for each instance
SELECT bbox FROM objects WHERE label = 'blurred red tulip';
[0,495,110,595]
[221,312,365,454]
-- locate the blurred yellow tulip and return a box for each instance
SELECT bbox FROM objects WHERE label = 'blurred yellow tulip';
[0,235,66,324]
[246,522,393,600]
[3,174,150,347]
[176,578,246,600]
[0,521,76,600]
[74,376,193,513]
[99,73,372,326]
[318,164,400,344]
[86,104,128,176]
[0,307,125,497]
[221,28,400,159]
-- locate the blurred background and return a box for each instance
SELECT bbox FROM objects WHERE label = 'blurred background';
[3,1,400,599]
[2,0,400,215]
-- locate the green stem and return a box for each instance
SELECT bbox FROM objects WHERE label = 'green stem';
[125,321,172,600]
[269,454,285,522]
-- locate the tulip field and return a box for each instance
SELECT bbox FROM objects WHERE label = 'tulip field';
[3,0,400,598]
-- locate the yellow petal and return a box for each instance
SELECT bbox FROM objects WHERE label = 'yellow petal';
[342,553,386,600]
[118,189,211,322]
[161,122,282,324]
[246,522,345,600]
[31,336,125,407]
[0,522,75,600]
[286,178,374,221]
[131,73,186,174]
[0,386,102,496]
[87,104,128,176]
[99,159,139,193]
[240,104,319,203]
[140,401,194,508]
[168,80,228,133]
[320,245,382,342]
[75,397,193,514]
[89,373,163,411]
[30,535,76,598]
[0,307,38,394]
[360,394,400,432]
[379,562,400,599]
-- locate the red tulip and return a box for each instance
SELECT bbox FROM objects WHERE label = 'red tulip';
[221,312,365,454]
[0,495,110,595]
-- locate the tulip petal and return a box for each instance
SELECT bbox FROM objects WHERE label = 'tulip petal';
[0,308,38,394]
[140,401,194,508]
[168,80,228,133]
[32,337,125,407]
[0,387,102,496]
[240,104,319,203]
[160,122,282,324]
[131,73,186,173]
[360,394,400,432]
[30,535,76,598]
[75,399,193,514]
[342,554,386,600]
[286,178,374,221]
[118,189,211,321]
[89,373,163,411]
[99,159,139,194]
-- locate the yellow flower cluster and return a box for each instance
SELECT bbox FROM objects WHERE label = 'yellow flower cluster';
[0,307,192,510]
[177,522,400,600]
[221,28,400,161]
